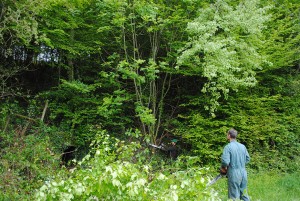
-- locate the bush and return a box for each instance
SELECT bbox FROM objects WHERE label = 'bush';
[0,101,61,200]
[35,130,221,201]
[0,132,60,200]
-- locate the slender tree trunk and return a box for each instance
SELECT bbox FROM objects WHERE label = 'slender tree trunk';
[122,2,172,144]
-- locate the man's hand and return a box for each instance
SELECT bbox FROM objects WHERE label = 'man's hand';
[220,166,227,175]
[160,143,167,151]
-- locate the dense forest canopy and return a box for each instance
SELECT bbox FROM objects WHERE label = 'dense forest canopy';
[0,0,299,200]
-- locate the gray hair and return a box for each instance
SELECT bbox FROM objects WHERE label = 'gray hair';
[228,128,238,139]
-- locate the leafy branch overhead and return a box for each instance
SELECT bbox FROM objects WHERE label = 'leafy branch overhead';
[177,0,272,115]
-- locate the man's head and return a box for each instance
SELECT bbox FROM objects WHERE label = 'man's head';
[171,139,178,145]
[227,128,238,140]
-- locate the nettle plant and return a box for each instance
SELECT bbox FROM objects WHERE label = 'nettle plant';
[35,130,220,201]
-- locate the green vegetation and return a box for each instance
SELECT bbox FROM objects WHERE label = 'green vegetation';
[250,172,300,201]
[213,171,300,201]
[0,0,300,200]
[34,132,220,201]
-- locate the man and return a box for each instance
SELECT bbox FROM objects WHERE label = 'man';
[221,128,250,201]
[161,139,179,160]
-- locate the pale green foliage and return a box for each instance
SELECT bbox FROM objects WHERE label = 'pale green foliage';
[35,130,220,201]
[117,60,146,83]
[117,59,160,84]
[97,90,130,119]
[141,59,160,80]
[177,0,271,115]
[125,128,142,139]
[135,104,156,126]
[135,1,158,23]
[60,80,93,93]
[0,0,42,46]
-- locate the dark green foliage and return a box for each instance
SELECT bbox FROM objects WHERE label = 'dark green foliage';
[261,0,300,71]
[0,102,60,200]
[175,72,300,172]
[38,80,133,147]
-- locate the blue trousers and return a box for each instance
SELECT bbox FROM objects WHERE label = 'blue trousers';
[227,169,250,201]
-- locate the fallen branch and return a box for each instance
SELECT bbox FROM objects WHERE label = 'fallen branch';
[14,113,38,123]
[41,100,49,122]
[3,115,10,133]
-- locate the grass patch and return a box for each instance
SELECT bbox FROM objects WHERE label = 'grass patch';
[248,171,300,201]
[210,171,300,201]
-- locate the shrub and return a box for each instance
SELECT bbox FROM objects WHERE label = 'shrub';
[35,130,221,201]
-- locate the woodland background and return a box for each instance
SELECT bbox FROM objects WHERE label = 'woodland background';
[0,0,299,200]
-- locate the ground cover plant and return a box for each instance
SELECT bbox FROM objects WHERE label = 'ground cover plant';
[34,131,221,201]
[212,171,300,201]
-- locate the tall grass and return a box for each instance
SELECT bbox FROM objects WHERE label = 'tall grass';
[211,171,300,201]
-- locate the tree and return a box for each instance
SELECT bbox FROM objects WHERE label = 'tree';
[0,0,42,99]
[177,0,271,115]
[106,0,204,143]
[37,0,104,82]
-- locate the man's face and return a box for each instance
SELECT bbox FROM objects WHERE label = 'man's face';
[227,133,230,141]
